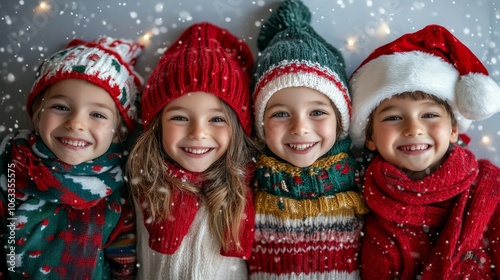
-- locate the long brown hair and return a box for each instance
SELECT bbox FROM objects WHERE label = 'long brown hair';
[126,100,258,252]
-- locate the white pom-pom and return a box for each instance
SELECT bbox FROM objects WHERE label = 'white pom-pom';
[456,73,500,120]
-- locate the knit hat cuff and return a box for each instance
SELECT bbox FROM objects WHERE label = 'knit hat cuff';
[349,51,471,148]
[254,60,350,140]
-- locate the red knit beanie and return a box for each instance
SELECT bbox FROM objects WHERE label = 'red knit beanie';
[141,22,254,135]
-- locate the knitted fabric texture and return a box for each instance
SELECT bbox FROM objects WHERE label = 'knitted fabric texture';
[361,146,500,279]
[249,138,369,279]
[252,0,351,140]
[141,22,254,134]
[27,37,144,131]
[0,130,136,279]
[349,24,500,148]
[139,161,256,259]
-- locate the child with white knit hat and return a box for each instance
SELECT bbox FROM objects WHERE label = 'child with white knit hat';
[1,37,143,279]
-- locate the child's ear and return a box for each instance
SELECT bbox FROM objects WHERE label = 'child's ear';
[449,124,459,143]
[112,129,122,143]
[365,138,377,151]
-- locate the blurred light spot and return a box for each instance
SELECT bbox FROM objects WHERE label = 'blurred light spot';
[346,36,357,50]
[37,1,50,12]
[155,3,163,12]
[481,135,491,145]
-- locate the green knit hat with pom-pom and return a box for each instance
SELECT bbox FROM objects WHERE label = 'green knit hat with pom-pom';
[252,0,351,140]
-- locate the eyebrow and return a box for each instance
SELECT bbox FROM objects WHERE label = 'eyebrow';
[377,100,442,114]
[376,105,398,114]
[267,100,331,109]
[48,94,115,111]
[163,105,225,113]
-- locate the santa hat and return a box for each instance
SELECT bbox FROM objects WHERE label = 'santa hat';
[252,0,351,140]
[141,22,254,135]
[27,37,144,132]
[349,24,500,148]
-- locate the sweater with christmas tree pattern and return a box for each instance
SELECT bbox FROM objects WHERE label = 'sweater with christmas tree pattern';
[0,130,136,279]
[248,138,369,279]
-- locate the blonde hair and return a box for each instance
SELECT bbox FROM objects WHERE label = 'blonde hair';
[127,100,258,252]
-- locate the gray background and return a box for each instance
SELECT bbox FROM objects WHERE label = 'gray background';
[1,0,499,165]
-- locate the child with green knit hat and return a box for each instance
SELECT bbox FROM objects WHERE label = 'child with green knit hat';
[248,0,368,278]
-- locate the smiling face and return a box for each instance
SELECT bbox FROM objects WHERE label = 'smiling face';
[263,87,338,167]
[365,93,459,179]
[37,79,119,165]
[161,92,231,172]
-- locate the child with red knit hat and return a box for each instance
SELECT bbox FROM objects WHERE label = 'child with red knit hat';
[349,24,500,279]
[248,0,369,278]
[126,22,257,279]
[0,37,143,278]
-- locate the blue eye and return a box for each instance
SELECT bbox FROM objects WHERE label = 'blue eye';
[170,116,188,121]
[310,110,326,116]
[210,117,226,122]
[51,105,69,111]
[91,112,107,119]
[423,113,439,118]
[271,111,289,118]
[383,116,401,121]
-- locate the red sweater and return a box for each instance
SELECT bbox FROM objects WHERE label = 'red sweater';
[361,146,500,279]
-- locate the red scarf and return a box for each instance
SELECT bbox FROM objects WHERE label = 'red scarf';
[140,161,255,258]
[361,146,500,279]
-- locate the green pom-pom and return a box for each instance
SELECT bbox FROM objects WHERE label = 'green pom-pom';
[257,0,311,51]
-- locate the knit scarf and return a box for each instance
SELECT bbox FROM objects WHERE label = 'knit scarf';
[362,145,499,279]
[140,160,255,258]
[4,130,125,279]
[254,138,361,199]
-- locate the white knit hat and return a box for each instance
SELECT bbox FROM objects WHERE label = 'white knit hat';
[28,37,144,132]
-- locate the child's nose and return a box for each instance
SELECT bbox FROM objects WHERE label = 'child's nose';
[188,121,207,140]
[403,119,424,136]
[290,116,309,136]
[65,113,85,131]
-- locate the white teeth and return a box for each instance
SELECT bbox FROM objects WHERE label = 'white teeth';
[400,144,429,151]
[288,143,314,150]
[184,148,210,154]
[60,139,88,147]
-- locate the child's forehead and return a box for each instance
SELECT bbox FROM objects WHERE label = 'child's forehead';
[384,91,447,105]
[45,79,117,107]
[374,94,451,116]
[267,86,333,105]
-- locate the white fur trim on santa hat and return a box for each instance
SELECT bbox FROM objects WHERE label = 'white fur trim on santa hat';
[456,72,500,120]
[254,71,350,141]
[349,51,472,148]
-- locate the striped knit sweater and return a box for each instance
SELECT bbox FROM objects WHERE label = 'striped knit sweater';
[248,138,369,279]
